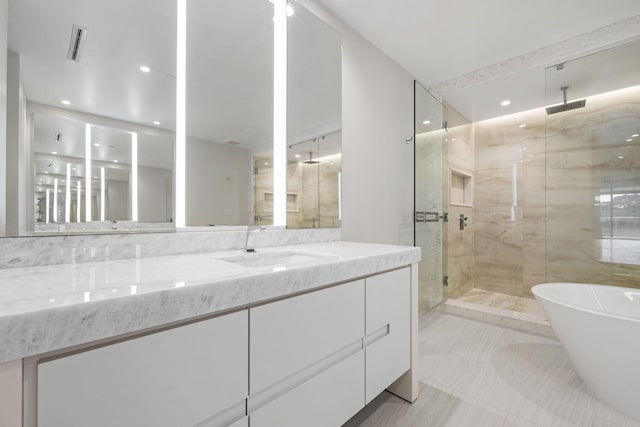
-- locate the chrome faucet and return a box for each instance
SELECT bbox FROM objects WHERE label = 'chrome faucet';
[244,225,265,252]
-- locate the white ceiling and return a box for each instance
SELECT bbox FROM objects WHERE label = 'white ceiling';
[314,0,640,88]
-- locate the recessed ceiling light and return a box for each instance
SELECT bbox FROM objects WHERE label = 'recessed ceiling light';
[93,143,100,147]
[632,134,639,138]
[93,176,98,179]
[72,168,77,171]
[451,138,457,141]
[264,162,269,166]
[113,160,119,163]
[295,154,300,158]
[423,120,431,125]
[139,65,151,73]
[519,124,527,128]
[61,100,71,105]
[618,156,625,159]
[153,121,161,125]
[627,139,633,142]
[500,100,511,106]
[44,171,49,174]
[51,151,58,155]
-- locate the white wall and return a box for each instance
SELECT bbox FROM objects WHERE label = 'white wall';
[0,0,8,235]
[185,137,252,226]
[138,166,172,222]
[6,50,29,236]
[300,0,415,246]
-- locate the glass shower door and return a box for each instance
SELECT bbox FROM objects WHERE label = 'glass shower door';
[414,82,448,315]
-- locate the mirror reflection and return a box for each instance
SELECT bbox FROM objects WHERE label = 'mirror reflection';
[33,112,173,232]
[186,0,273,227]
[7,0,176,235]
[286,4,342,229]
[3,0,341,236]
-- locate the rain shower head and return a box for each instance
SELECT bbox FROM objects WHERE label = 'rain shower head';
[546,86,586,115]
[302,152,319,164]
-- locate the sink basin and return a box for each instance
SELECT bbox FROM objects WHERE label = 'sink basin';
[219,251,333,269]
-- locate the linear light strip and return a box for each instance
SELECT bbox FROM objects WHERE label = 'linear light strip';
[131,132,138,221]
[65,163,71,222]
[175,0,186,228]
[85,124,92,222]
[53,179,58,222]
[46,189,50,223]
[272,0,287,226]
[338,171,342,221]
[77,181,81,223]
[100,167,105,221]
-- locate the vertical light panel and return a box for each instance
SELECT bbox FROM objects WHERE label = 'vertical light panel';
[77,181,81,222]
[85,124,92,222]
[131,132,138,221]
[65,163,71,222]
[100,167,105,221]
[338,171,342,221]
[175,0,186,228]
[46,189,50,223]
[272,0,287,226]
[53,179,58,222]
[511,163,518,221]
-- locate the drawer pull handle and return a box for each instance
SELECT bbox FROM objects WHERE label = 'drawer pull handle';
[363,324,390,348]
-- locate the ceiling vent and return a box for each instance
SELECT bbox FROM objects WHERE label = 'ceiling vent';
[225,140,241,146]
[67,24,88,62]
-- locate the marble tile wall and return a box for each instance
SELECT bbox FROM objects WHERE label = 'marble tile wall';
[545,85,640,288]
[254,156,342,229]
[473,107,546,298]
[0,227,341,269]
[446,107,474,299]
[473,84,640,297]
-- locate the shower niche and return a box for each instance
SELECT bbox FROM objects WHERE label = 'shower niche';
[450,168,473,207]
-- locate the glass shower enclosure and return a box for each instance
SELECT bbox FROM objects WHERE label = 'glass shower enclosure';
[414,82,448,314]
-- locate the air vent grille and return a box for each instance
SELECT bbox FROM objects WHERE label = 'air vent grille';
[67,24,88,62]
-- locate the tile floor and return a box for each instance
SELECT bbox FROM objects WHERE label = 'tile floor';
[345,313,639,426]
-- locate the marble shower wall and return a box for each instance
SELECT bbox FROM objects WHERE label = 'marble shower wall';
[473,108,546,298]
[254,155,342,229]
[473,84,640,297]
[545,86,640,288]
[446,106,475,299]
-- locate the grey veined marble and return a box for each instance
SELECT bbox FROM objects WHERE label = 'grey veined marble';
[0,241,419,363]
[0,227,341,269]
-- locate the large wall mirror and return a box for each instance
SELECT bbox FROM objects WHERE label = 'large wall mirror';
[286,4,342,229]
[7,0,176,235]
[2,0,341,236]
[186,0,273,227]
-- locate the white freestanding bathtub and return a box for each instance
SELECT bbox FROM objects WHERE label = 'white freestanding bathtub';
[532,283,640,421]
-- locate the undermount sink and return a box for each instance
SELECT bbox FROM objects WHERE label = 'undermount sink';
[218,250,334,268]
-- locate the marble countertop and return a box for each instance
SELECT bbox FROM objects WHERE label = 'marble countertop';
[0,241,420,363]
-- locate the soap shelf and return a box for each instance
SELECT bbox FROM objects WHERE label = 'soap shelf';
[450,168,473,207]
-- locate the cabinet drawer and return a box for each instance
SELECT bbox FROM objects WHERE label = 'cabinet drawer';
[250,350,364,427]
[37,310,248,427]
[250,279,364,393]
[365,267,411,403]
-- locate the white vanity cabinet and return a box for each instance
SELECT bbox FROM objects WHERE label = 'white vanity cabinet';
[36,310,249,427]
[249,280,365,427]
[31,266,413,427]
[365,267,411,403]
